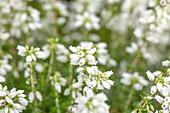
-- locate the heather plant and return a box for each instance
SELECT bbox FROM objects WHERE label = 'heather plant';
[0,0,169,113]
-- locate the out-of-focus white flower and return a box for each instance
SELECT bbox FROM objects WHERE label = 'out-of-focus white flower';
[35,63,44,73]
[29,90,42,103]
[11,6,42,38]
[0,32,10,41]
[28,92,34,103]
[96,42,117,67]
[50,72,67,93]
[160,0,166,6]
[35,91,43,101]
[126,42,138,54]
[162,60,170,67]
[42,43,69,63]
[89,34,101,42]
[71,0,103,13]
[74,12,100,31]
[153,71,162,77]
[121,72,149,90]
[0,59,12,83]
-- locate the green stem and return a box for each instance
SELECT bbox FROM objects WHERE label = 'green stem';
[55,91,60,113]
[138,102,147,113]
[46,49,54,84]
[30,62,39,112]
[83,27,88,41]
[25,0,30,45]
[69,65,73,86]
[0,40,3,57]
[124,87,134,113]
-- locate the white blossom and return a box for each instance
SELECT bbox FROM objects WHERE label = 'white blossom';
[17,45,45,64]
[0,84,28,112]
[69,42,97,66]
[121,72,149,90]
[74,91,110,113]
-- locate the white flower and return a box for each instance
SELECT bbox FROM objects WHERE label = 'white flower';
[17,45,27,57]
[79,58,86,66]
[134,83,143,91]
[146,71,155,81]
[0,33,10,41]
[162,102,168,109]
[160,0,166,6]
[85,66,114,90]
[0,59,12,79]
[74,12,100,31]
[55,82,61,93]
[162,60,170,67]
[121,72,149,90]
[0,100,5,106]
[69,42,97,66]
[74,93,109,113]
[35,91,42,101]
[26,55,32,64]
[35,63,44,73]
[17,45,45,64]
[154,95,164,103]
[126,42,138,54]
[150,86,157,94]
[35,51,45,59]
[153,71,162,77]
[0,85,28,112]
[50,72,67,93]
[28,92,34,103]
[157,83,163,92]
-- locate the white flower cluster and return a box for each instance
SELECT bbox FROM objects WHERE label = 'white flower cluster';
[0,0,42,38]
[139,58,170,112]
[42,1,68,17]
[70,0,103,13]
[121,72,149,90]
[69,42,97,66]
[68,42,114,113]
[0,59,12,83]
[74,12,100,31]
[50,72,67,93]
[11,6,42,38]
[74,88,109,113]
[17,45,45,64]
[66,0,102,32]
[73,66,114,90]
[127,0,170,64]
[41,0,68,33]
[0,84,28,113]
